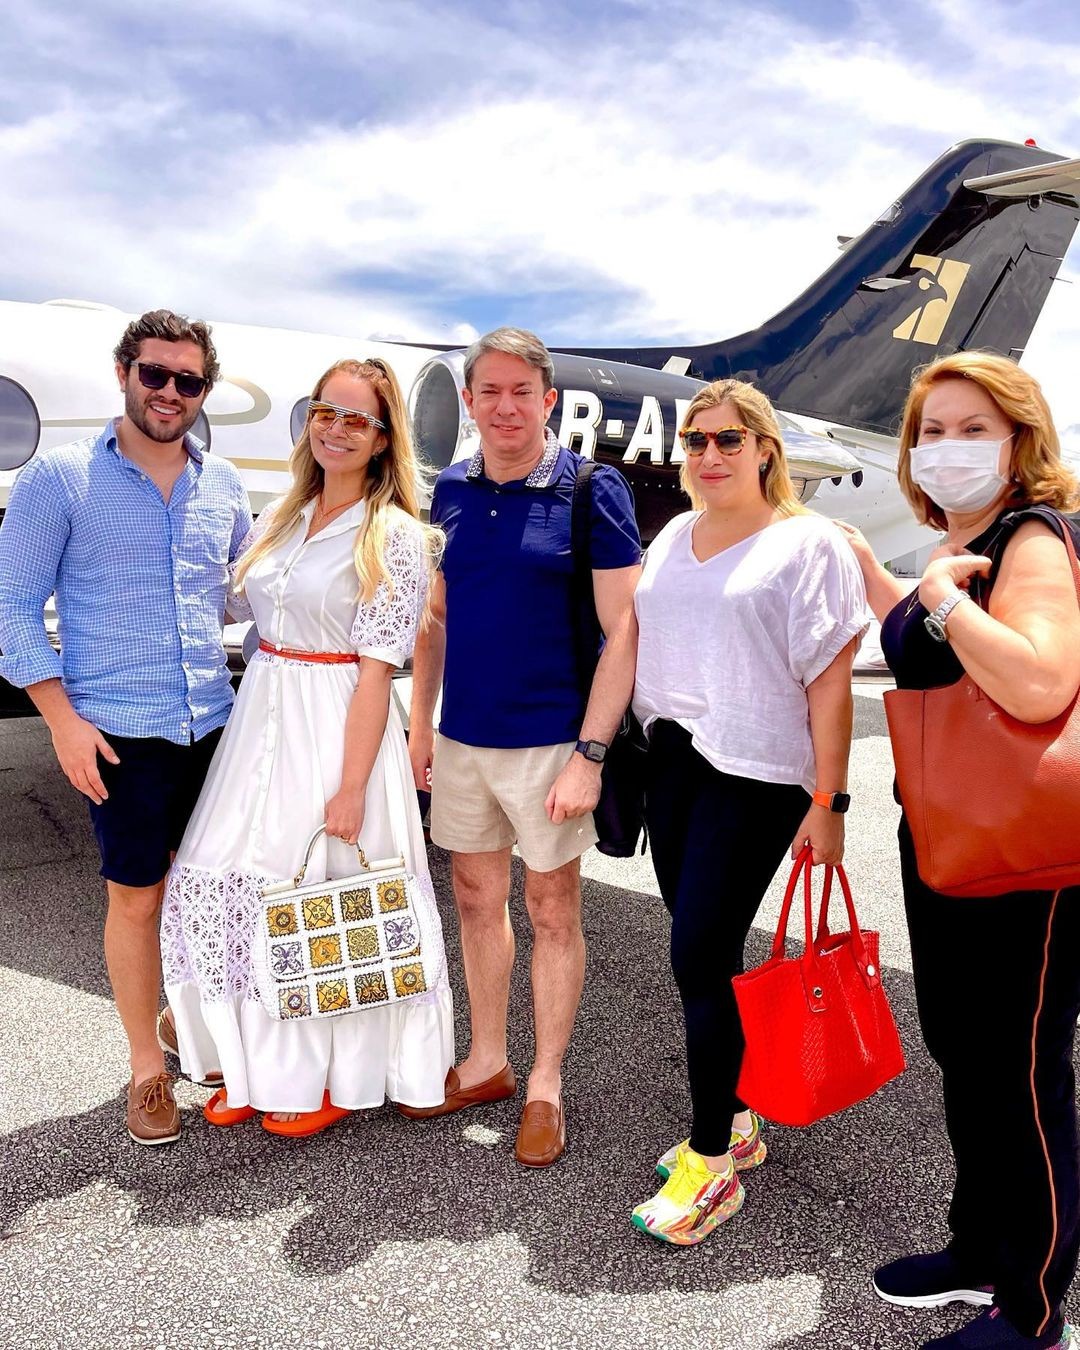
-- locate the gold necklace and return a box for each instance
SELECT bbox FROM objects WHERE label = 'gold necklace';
[312,492,364,528]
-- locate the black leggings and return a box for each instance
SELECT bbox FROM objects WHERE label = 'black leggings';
[645,720,809,1156]
[901,815,1080,1339]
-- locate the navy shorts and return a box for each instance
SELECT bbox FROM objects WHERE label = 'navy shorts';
[87,728,222,888]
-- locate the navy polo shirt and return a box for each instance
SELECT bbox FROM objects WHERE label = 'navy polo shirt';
[431,434,640,749]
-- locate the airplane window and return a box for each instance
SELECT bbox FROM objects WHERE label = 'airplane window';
[191,410,212,452]
[290,397,308,445]
[0,376,41,471]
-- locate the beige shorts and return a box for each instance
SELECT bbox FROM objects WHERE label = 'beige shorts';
[429,736,598,873]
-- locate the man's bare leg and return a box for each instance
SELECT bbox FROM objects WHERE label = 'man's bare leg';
[451,848,516,1089]
[522,857,584,1105]
[104,878,167,1085]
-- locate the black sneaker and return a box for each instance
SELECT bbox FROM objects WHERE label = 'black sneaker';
[921,1306,1073,1348]
[873,1249,994,1309]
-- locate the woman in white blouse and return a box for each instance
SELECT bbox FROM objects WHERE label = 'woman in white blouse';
[630,378,868,1244]
[158,358,453,1136]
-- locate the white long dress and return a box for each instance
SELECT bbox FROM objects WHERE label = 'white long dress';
[160,499,454,1112]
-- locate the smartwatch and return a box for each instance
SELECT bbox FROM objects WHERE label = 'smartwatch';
[924,592,969,644]
[575,739,608,764]
[811,790,850,814]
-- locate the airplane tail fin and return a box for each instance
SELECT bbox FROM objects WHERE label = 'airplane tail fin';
[580,140,1080,435]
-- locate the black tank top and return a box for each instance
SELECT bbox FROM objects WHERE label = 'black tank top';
[881,506,1080,692]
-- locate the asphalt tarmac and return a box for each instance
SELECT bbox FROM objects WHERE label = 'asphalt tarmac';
[0,689,1070,1349]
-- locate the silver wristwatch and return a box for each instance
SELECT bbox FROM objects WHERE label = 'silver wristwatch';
[924,592,969,643]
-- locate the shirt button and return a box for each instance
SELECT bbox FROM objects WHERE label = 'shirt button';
[490,509,497,517]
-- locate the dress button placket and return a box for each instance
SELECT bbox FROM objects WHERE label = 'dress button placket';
[254,535,301,836]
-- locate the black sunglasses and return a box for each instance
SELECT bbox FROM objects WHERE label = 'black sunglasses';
[131,361,210,400]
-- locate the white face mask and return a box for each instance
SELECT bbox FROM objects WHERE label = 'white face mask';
[909,436,1012,514]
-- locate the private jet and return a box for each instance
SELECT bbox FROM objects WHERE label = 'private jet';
[1,136,1078,696]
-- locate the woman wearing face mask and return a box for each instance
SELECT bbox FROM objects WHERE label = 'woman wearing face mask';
[838,352,1080,1350]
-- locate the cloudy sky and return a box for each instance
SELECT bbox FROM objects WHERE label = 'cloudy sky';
[3,0,1080,427]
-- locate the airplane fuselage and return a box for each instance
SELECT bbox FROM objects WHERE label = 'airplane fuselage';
[0,299,936,564]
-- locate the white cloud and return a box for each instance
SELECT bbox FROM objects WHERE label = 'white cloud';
[1,0,1079,424]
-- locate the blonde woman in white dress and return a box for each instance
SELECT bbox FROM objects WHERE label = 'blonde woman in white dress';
[158,357,454,1136]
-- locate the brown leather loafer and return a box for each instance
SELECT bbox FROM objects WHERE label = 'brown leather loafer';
[127,1072,181,1146]
[156,1009,224,1089]
[514,1098,565,1167]
[396,1062,516,1119]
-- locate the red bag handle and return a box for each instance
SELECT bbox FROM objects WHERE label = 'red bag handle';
[770,844,813,960]
[770,846,880,1012]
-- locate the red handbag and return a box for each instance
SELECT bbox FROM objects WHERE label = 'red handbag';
[733,847,906,1127]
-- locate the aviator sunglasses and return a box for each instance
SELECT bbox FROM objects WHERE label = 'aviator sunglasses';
[308,400,387,437]
[131,361,210,400]
[679,425,751,456]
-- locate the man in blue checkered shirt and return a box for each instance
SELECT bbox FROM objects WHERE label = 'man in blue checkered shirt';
[0,309,251,1146]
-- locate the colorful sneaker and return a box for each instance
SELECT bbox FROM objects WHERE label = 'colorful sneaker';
[873,1249,994,1309]
[631,1147,744,1245]
[655,1113,767,1179]
[921,1306,1073,1348]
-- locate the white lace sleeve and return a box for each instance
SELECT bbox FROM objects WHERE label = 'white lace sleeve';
[350,517,429,668]
[226,502,279,621]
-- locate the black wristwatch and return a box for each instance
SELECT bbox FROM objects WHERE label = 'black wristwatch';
[575,739,608,764]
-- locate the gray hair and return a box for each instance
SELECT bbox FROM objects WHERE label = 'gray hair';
[463,326,554,391]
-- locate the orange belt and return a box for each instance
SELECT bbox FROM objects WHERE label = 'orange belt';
[258,640,359,665]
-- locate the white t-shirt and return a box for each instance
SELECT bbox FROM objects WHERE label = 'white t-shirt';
[632,511,870,792]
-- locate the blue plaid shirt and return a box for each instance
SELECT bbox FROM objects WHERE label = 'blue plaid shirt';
[0,420,252,743]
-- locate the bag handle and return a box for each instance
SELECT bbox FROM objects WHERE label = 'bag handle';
[769,844,813,960]
[813,857,873,972]
[770,846,879,1012]
[293,825,370,887]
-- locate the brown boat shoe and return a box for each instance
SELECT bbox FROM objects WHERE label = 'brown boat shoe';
[396,1062,517,1119]
[156,1009,224,1089]
[514,1097,565,1168]
[127,1072,181,1146]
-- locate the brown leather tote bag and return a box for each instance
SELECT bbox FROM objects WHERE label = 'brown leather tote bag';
[884,507,1080,898]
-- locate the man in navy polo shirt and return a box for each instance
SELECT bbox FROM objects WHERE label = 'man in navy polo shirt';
[404,327,640,1167]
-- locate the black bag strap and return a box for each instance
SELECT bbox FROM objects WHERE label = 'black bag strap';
[975,505,1080,605]
[570,457,596,575]
[570,458,603,695]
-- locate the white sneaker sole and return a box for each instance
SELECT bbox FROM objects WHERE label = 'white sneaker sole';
[872,1282,993,1309]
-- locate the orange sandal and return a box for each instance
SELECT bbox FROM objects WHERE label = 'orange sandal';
[202,1088,258,1127]
[261,1090,351,1138]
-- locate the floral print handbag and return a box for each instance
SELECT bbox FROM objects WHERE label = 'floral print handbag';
[252,826,434,1020]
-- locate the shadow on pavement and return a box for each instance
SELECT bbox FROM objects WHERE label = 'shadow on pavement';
[2,836,970,1347]
[0,714,1052,1346]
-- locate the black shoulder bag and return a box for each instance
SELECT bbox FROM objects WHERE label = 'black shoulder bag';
[570,459,648,858]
